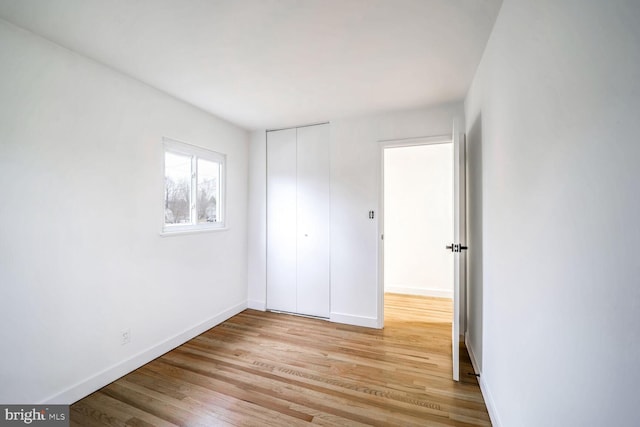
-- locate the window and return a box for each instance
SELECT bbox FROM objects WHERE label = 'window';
[162,138,225,233]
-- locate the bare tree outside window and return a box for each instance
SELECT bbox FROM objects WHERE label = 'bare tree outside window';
[164,152,191,224]
[197,158,219,223]
[162,138,225,233]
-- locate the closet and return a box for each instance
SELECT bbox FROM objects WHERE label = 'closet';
[266,123,330,318]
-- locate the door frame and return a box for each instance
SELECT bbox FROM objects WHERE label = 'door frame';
[377,134,458,328]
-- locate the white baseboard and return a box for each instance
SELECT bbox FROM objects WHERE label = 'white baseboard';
[330,312,381,329]
[385,286,453,299]
[479,374,502,427]
[42,301,247,405]
[247,299,266,310]
[464,332,502,427]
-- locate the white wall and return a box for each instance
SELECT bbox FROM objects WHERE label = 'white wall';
[465,0,640,425]
[331,105,463,328]
[384,144,453,298]
[465,102,484,373]
[247,130,266,310]
[247,103,464,327]
[0,20,249,404]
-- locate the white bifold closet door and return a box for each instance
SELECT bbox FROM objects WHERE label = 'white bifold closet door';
[266,128,298,313]
[267,124,330,318]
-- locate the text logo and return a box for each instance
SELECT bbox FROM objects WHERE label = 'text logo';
[1,406,68,426]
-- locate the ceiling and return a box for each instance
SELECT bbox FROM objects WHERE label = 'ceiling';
[0,0,502,130]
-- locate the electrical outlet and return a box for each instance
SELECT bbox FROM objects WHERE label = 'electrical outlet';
[121,329,131,345]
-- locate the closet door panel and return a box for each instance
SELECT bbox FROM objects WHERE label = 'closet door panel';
[296,124,330,317]
[266,128,297,313]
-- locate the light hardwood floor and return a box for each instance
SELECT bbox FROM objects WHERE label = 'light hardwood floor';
[71,294,490,426]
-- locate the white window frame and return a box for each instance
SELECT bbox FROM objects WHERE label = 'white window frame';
[161,137,226,235]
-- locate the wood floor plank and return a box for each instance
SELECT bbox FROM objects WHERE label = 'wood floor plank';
[71,293,491,426]
[158,350,444,426]
[72,392,177,427]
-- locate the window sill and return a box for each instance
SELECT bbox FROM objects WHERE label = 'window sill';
[160,226,228,237]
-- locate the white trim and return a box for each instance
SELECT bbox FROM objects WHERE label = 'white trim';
[163,137,226,163]
[330,312,381,329]
[159,227,229,237]
[266,121,330,132]
[464,333,502,427]
[41,301,247,405]
[247,299,266,311]
[377,134,452,146]
[377,141,385,331]
[452,122,463,382]
[377,134,454,330]
[479,374,503,427]
[385,286,453,299]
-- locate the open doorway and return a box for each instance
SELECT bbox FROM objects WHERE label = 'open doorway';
[381,139,456,376]
[383,141,454,301]
[380,129,467,382]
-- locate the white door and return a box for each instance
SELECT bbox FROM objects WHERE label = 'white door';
[451,120,467,381]
[266,124,330,318]
[296,124,330,317]
[266,128,297,313]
